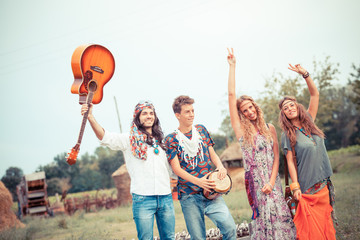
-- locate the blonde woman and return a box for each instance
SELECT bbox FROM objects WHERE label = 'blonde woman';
[227,48,295,240]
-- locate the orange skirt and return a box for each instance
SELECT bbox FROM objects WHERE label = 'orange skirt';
[294,186,336,240]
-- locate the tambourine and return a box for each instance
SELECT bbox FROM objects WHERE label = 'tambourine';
[203,170,232,200]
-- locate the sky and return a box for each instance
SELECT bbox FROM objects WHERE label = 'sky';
[1,0,359,177]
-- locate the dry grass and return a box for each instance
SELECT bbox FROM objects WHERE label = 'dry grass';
[2,171,358,240]
[2,147,359,240]
[2,190,251,239]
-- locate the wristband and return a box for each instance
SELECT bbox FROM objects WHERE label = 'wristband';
[302,71,310,78]
[290,182,300,191]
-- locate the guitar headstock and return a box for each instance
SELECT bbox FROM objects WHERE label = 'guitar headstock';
[66,146,79,165]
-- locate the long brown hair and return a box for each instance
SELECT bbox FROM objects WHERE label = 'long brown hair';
[278,96,325,147]
[236,95,272,146]
[133,109,166,150]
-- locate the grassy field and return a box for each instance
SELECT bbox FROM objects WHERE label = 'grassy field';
[2,190,252,240]
[1,146,359,240]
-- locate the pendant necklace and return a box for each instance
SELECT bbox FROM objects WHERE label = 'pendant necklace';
[153,139,160,155]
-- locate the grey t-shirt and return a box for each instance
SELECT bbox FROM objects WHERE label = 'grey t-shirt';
[281,131,333,192]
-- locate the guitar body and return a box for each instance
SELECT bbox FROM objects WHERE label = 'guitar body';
[67,44,115,165]
[70,44,115,104]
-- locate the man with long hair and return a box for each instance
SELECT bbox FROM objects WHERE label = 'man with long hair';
[164,95,236,240]
[81,101,175,240]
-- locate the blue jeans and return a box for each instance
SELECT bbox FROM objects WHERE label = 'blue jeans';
[132,193,175,240]
[180,193,236,240]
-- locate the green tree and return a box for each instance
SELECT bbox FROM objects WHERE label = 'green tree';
[321,85,359,148]
[258,57,341,149]
[347,65,360,145]
[220,56,359,161]
[349,63,360,111]
[46,178,63,196]
[80,152,97,165]
[220,115,236,142]
[210,132,228,153]
[98,149,124,188]
[70,169,103,192]
[1,167,23,201]
[38,152,80,180]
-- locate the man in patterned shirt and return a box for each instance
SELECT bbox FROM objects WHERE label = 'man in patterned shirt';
[165,95,236,240]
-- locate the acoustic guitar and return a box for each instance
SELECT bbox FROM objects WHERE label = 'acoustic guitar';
[67,44,115,165]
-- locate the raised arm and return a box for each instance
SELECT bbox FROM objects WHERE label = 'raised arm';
[288,64,319,120]
[81,104,105,140]
[227,48,242,140]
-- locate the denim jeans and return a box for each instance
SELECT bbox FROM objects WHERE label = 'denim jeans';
[132,193,175,240]
[180,193,236,240]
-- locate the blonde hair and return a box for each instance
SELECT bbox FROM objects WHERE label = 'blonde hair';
[236,95,272,146]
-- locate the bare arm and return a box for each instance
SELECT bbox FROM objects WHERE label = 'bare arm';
[285,150,302,200]
[227,48,242,140]
[81,104,105,140]
[262,124,280,194]
[208,146,227,180]
[304,75,319,121]
[288,64,319,120]
[169,155,216,192]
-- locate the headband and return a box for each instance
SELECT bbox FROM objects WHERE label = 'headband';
[130,101,155,160]
[281,99,296,109]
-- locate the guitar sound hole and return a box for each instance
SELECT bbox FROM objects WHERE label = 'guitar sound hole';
[88,81,97,92]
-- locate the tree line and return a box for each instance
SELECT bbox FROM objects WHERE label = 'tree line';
[2,147,124,200]
[2,56,359,200]
[219,57,359,173]
[220,57,359,149]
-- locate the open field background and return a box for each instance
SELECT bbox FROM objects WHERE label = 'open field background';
[1,147,359,240]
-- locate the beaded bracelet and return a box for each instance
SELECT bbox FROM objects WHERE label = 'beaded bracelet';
[302,71,310,78]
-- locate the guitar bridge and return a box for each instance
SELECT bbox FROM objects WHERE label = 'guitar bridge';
[90,66,104,74]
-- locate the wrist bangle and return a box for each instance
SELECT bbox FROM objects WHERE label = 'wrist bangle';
[290,182,300,191]
[268,182,274,189]
[302,71,310,78]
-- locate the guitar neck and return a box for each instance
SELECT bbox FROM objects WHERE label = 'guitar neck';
[76,90,95,145]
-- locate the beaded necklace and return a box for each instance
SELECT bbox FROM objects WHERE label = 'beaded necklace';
[295,126,316,145]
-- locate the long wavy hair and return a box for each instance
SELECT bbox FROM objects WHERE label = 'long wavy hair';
[278,96,325,148]
[133,110,166,150]
[236,95,272,146]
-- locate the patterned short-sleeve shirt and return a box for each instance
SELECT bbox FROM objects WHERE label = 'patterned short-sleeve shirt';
[165,124,214,199]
